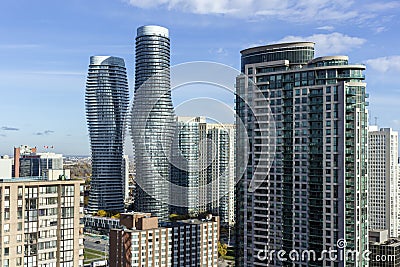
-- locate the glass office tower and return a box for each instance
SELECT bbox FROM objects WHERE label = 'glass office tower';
[235,42,368,267]
[85,56,129,213]
[131,25,175,221]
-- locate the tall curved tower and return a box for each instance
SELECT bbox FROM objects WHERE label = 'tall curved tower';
[131,25,175,220]
[85,56,129,213]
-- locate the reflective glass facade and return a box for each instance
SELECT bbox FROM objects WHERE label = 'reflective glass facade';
[236,43,368,267]
[85,56,129,212]
[241,42,315,72]
[132,26,175,221]
[169,117,236,225]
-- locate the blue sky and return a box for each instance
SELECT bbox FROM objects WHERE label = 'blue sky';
[0,0,399,155]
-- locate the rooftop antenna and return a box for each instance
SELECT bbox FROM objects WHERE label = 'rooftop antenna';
[374,116,378,126]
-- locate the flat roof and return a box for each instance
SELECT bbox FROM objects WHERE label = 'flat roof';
[0,177,83,184]
[241,42,315,55]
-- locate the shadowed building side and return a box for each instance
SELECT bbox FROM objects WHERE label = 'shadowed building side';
[85,56,129,213]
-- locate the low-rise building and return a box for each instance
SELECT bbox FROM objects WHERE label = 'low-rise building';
[83,215,121,235]
[109,213,219,267]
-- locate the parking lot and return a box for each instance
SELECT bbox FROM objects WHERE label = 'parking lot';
[84,234,109,265]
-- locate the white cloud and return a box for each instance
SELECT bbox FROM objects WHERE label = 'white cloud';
[34,130,55,136]
[366,1,400,11]
[125,0,359,22]
[365,56,400,73]
[316,26,335,31]
[275,32,366,55]
[209,47,228,57]
[375,26,387,33]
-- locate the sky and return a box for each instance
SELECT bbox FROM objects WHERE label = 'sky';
[0,0,399,155]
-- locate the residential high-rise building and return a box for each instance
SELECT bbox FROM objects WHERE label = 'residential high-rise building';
[368,127,399,237]
[131,25,175,221]
[206,122,235,226]
[0,176,84,267]
[236,42,368,267]
[170,116,203,216]
[109,213,219,267]
[85,56,129,213]
[398,157,400,236]
[169,116,235,225]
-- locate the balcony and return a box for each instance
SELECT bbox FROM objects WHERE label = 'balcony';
[346,98,356,104]
[338,74,365,79]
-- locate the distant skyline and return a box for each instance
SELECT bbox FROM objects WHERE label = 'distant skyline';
[0,0,399,155]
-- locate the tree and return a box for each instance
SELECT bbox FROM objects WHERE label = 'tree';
[97,210,107,217]
[169,213,190,221]
[84,196,89,207]
[218,242,227,258]
[111,213,120,219]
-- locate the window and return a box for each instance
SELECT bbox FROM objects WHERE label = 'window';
[17,208,23,219]
[4,208,10,220]
[18,186,23,196]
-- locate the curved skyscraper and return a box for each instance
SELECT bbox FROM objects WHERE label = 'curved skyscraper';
[86,56,129,213]
[131,25,175,220]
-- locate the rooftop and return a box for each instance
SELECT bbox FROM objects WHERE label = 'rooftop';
[0,176,48,182]
[370,238,400,247]
[241,41,315,55]
[137,25,169,38]
[0,176,81,183]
